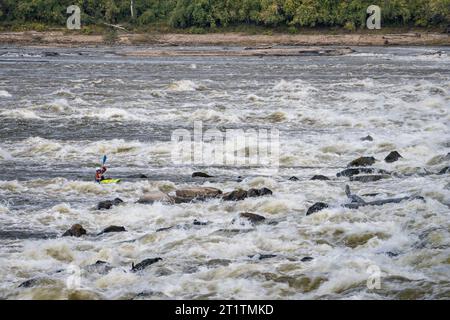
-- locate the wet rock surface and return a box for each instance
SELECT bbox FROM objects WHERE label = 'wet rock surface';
[385,151,403,163]
[306,202,329,216]
[97,198,124,210]
[131,258,163,272]
[62,224,86,237]
[347,156,376,167]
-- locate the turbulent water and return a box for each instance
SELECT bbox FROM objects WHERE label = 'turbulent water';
[0,45,449,300]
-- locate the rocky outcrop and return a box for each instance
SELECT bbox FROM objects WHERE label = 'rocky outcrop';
[233,212,266,225]
[347,156,376,167]
[385,151,402,163]
[310,175,330,181]
[131,258,162,272]
[137,191,174,204]
[97,198,124,210]
[192,172,214,178]
[100,225,126,234]
[306,202,329,216]
[62,224,86,237]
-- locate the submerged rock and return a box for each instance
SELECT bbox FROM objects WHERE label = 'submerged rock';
[62,224,86,237]
[131,258,162,272]
[97,198,124,210]
[249,254,277,260]
[192,171,214,178]
[233,212,266,225]
[193,219,208,226]
[247,187,273,197]
[360,135,374,141]
[438,166,449,175]
[288,176,299,181]
[347,156,376,167]
[100,225,126,234]
[385,151,403,163]
[306,202,329,216]
[137,191,174,204]
[350,175,390,182]
[301,257,314,262]
[84,260,113,275]
[310,175,330,181]
[337,167,390,177]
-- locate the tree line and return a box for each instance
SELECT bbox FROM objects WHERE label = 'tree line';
[1,0,448,30]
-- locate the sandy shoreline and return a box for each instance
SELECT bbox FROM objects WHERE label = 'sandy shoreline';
[0,31,448,48]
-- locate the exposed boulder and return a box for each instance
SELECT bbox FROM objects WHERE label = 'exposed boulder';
[62,224,87,237]
[97,198,124,210]
[288,176,299,181]
[247,187,273,197]
[310,175,330,181]
[43,51,59,57]
[175,187,222,199]
[137,191,174,204]
[156,226,174,232]
[222,189,248,201]
[350,175,390,182]
[360,135,374,141]
[385,151,403,163]
[306,202,329,216]
[301,256,314,262]
[192,172,214,178]
[100,225,126,234]
[233,212,266,225]
[347,156,376,167]
[131,258,162,272]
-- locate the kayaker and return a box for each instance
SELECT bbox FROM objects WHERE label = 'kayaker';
[95,166,107,182]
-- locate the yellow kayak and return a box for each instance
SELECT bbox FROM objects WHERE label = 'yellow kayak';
[99,179,121,184]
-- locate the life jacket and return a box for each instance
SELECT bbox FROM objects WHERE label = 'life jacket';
[95,171,102,181]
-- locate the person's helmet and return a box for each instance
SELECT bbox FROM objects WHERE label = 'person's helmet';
[96,169,102,173]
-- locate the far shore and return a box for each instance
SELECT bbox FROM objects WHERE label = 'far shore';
[0,30,448,48]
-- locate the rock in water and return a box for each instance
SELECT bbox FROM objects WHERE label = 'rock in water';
[222,189,248,201]
[288,176,299,181]
[233,212,266,225]
[350,175,390,182]
[137,191,174,204]
[192,172,213,178]
[385,151,402,163]
[193,219,208,226]
[360,135,374,141]
[84,261,113,275]
[347,156,376,167]
[97,198,124,210]
[131,258,162,272]
[62,224,86,237]
[100,225,126,234]
[306,202,329,216]
[175,187,222,199]
[310,175,330,181]
[248,254,277,260]
[301,257,314,262]
[247,187,273,197]
[438,166,449,175]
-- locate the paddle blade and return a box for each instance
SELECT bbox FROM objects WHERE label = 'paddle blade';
[102,155,107,165]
